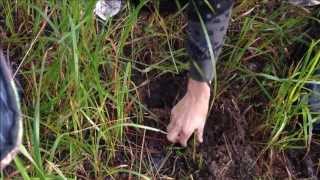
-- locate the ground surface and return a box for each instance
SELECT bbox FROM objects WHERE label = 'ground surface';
[1,0,320,179]
[136,72,320,179]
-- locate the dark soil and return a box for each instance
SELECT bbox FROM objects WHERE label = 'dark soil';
[2,1,320,179]
[133,71,320,179]
[117,3,320,179]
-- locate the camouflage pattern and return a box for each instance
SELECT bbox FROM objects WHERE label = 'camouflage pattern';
[94,0,319,83]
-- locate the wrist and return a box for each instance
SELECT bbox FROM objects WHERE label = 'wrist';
[187,78,211,99]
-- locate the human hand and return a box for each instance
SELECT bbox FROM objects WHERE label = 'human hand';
[167,78,210,147]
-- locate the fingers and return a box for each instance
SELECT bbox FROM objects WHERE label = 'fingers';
[179,128,193,147]
[167,115,192,146]
[196,127,204,143]
[167,90,209,147]
[167,110,203,146]
[168,125,204,146]
[167,121,181,143]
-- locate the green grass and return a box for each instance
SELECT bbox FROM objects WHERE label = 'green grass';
[0,0,320,179]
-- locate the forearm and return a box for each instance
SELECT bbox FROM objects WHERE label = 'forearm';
[187,0,234,83]
[167,0,234,146]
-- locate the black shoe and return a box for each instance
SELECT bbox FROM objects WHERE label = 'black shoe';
[0,48,22,170]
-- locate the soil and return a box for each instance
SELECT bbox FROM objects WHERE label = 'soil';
[117,3,320,179]
[2,1,320,179]
[137,72,263,179]
[132,70,320,179]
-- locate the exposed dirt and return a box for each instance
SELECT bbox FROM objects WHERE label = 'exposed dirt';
[138,71,264,179]
[133,70,320,179]
[2,1,320,179]
[115,2,320,179]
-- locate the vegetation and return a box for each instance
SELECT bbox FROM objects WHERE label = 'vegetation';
[0,0,319,179]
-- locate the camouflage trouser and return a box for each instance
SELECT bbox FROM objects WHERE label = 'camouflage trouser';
[93,0,319,82]
[0,0,319,170]
[187,0,319,83]
[187,0,234,82]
